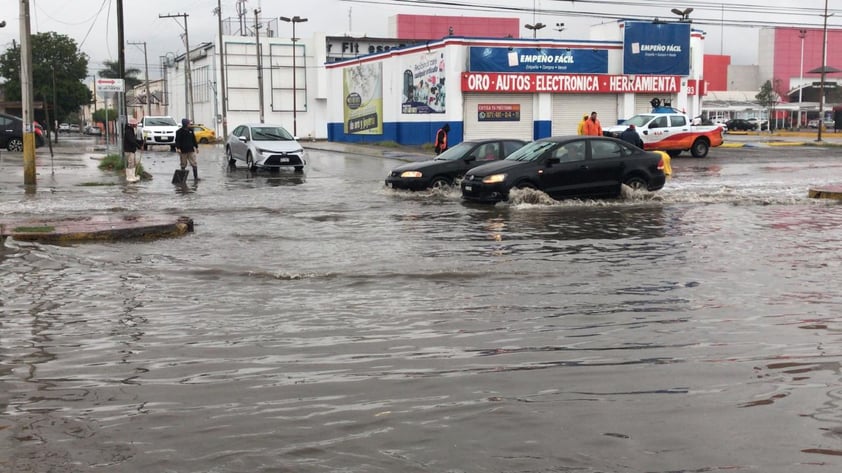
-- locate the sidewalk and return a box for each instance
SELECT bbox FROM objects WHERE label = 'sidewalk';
[302,140,433,162]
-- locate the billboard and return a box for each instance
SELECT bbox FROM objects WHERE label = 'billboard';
[401,51,446,114]
[469,47,608,74]
[343,62,383,135]
[623,21,690,75]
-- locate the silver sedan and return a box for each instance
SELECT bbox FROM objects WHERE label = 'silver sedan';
[225,124,305,172]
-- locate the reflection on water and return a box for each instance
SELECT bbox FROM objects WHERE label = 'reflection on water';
[3,148,842,472]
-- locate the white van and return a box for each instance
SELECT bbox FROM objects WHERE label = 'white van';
[136,116,179,151]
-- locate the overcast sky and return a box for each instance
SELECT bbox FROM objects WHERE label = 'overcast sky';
[0,0,839,78]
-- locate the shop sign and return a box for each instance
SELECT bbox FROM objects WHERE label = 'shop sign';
[469,47,608,74]
[623,21,690,75]
[687,79,707,96]
[461,72,680,94]
[478,104,521,121]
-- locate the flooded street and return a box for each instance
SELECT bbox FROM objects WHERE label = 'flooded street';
[2,141,842,472]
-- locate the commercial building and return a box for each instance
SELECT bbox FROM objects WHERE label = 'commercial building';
[327,20,706,145]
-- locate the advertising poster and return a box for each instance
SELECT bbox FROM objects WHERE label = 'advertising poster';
[469,47,608,74]
[401,51,446,114]
[478,104,521,122]
[623,21,691,75]
[343,62,383,134]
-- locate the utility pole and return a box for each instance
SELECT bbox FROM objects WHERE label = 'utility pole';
[160,13,195,121]
[214,0,228,138]
[128,41,152,116]
[51,65,58,143]
[117,0,127,122]
[20,0,36,185]
[255,9,264,123]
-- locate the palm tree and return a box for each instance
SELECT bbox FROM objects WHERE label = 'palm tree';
[99,60,143,89]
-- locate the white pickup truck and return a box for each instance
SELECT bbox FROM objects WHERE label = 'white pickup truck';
[604,107,724,158]
[136,116,179,151]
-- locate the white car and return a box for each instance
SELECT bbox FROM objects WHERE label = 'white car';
[136,116,179,151]
[225,124,305,172]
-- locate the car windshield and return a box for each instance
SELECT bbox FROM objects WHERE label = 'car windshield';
[434,142,474,161]
[622,115,655,127]
[146,117,177,126]
[504,141,557,162]
[252,127,294,141]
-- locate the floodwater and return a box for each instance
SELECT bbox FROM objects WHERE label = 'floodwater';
[2,141,842,472]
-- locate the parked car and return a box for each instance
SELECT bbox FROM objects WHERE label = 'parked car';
[58,123,71,133]
[809,118,835,129]
[226,123,305,172]
[136,115,179,151]
[460,135,666,203]
[0,112,46,151]
[724,118,756,131]
[190,124,217,144]
[84,125,102,136]
[385,138,526,190]
[747,118,769,131]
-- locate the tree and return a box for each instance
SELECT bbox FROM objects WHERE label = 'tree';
[99,60,142,90]
[756,80,780,131]
[0,32,92,123]
[92,107,117,124]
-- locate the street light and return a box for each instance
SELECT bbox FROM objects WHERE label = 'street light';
[818,0,829,142]
[671,7,694,22]
[280,15,308,137]
[525,22,546,39]
[799,29,806,129]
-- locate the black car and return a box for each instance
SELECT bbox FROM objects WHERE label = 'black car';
[724,118,756,131]
[0,113,46,151]
[385,138,527,190]
[461,136,666,203]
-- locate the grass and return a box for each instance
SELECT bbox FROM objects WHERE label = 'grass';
[13,226,55,233]
[97,153,148,176]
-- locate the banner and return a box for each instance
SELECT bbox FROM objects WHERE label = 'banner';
[623,21,690,75]
[461,72,681,94]
[469,47,608,74]
[401,51,446,114]
[478,104,521,121]
[343,62,383,134]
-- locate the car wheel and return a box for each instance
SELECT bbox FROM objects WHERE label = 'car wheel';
[7,138,23,152]
[515,181,536,190]
[623,175,648,190]
[430,176,451,189]
[226,147,236,166]
[690,138,710,158]
[246,152,256,171]
[294,166,304,173]
[199,138,208,144]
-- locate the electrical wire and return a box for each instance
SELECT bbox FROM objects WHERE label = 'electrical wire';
[78,0,111,50]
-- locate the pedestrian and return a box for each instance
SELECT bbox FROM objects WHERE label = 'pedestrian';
[583,111,603,136]
[619,124,644,148]
[435,123,450,154]
[576,113,588,135]
[175,118,200,181]
[123,117,143,182]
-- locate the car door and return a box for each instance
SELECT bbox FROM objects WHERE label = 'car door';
[230,126,248,160]
[457,142,499,177]
[0,115,15,147]
[538,139,592,198]
[587,138,629,196]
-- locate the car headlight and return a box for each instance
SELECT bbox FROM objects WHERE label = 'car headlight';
[400,171,423,178]
[482,173,506,184]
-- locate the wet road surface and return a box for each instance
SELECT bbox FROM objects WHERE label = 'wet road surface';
[2,139,842,472]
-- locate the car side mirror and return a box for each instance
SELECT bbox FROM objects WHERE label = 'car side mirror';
[547,157,561,165]
[238,136,248,142]
[465,155,477,162]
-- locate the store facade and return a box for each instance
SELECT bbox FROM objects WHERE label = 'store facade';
[326,20,706,145]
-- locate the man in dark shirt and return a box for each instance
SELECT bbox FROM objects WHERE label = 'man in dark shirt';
[619,124,644,148]
[175,118,200,180]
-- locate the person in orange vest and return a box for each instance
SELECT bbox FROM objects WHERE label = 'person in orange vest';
[435,123,450,154]
[576,113,588,135]
[583,111,602,136]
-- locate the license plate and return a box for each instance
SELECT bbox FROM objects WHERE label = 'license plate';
[465,185,472,191]
[280,157,289,163]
